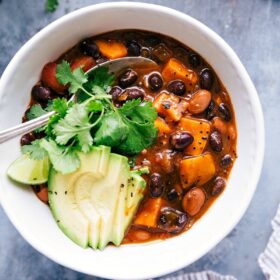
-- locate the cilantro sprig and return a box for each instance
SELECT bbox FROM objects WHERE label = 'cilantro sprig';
[46,0,59,12]
[22,60,158,174]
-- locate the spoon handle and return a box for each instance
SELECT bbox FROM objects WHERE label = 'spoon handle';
[0,112,54,144]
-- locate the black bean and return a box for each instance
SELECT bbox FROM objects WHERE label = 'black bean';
[109,86,123,103]
[167,189,179,201]
[80,39,100,58]
[199,68,214,90]
[146,35,161,46]
[158,207,189,234]
[170,131,194,151]
[140,47,151,58]
[218,103,232,122]
[205,100,216,120]
[149,173,164,197]
[189,53,201,68]
[126,40,141,56]
[209,131,223,152]
[20,133,35,146]
[221,154,233,167]
[31,85,53,103]
[167,80,186,96]
[212,177,226,196]
[125,87,145,101]
[119,69,138,88]
[148,73,163,91]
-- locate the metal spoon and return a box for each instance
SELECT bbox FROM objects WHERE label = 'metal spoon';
[0,57,158,144]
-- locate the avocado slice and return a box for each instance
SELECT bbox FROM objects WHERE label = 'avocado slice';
[48,146,147,249]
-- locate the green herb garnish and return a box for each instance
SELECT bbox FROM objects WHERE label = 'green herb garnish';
[46,0,59,12]
[22,60,158,174]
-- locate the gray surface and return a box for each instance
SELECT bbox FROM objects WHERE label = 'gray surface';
[0,0,278,279]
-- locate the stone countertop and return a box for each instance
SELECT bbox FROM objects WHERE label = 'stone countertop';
[0,0,279,279]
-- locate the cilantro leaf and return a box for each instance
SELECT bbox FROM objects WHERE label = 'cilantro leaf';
[52,103,93,152]
[87,100,103,113]
[40,139,80,174]
[94,112,128,146]
[94,99,158,154]
[22,140,48,160]
[52,98,68,116]
[46,0,58,12]
[26,102,53,121]
[56,61,88,94]
[86,67,114,91]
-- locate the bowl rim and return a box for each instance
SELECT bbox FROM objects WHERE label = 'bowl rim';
[0,2,265,279]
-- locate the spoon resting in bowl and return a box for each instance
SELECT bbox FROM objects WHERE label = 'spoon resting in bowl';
[0,57,158,144]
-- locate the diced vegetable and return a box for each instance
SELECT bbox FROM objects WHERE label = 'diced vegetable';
[41,62,67,92]
[153,92,186,122]
[179,117,211,155]
[162,58,198,90]
[134,198,164,229]
[180,153,216,189]
[154,117,172,135]
[95,40,128,59]
[71,56,95,72]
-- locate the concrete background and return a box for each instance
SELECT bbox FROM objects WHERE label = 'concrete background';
[0,0,279,279]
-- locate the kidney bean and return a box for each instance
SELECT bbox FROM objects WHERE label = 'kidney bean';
[119,69,138,88]
[212,117,227,134]
[20,133,35,146]
[148,72,163,91]
[126,40,141,56]
[199,68,214,90]
[221,154,233,167]
[212,177,226,196]
[80,39,100,58]
[188,53,201,68]
[167,80,186,96]
[31,85,53,103]
[182,187,206,216]
[158,207,189,233]
[188,89,211,114]
[218,103,231,121]
[209,130,223,152]
[129,229,151,242]
[149,173,164,197]
[170,131,194,150]
[33,184,49,204]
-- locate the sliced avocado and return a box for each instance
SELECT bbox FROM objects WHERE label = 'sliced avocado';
[124,173,146,229]
[92,154,129,249]
[48,169,90,248]
[48,146,111,248]
[48,146,147,250]
[112,171,147,246]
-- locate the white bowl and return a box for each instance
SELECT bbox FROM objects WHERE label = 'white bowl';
[0,2,264,279]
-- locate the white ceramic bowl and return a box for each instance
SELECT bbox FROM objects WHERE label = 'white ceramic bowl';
[0,2,264,279]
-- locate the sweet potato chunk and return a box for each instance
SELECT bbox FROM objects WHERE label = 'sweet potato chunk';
[95,40,128,59]
[162,58,198,91]
[179,117,211,155]
[154,117,172,135]
[134,198,164,229]
[153,92,187,122]
[71,56,95,72]
[180,153,216,189]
